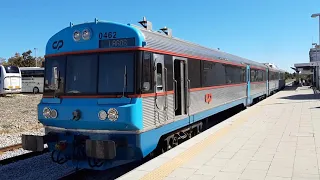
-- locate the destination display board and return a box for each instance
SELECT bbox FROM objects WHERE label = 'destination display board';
[99,38,135,48]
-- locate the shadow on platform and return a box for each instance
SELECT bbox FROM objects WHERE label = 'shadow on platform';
[282,85,299,91]
[280,93,320,100]
[310,106,320,109]
[258,101,307,106]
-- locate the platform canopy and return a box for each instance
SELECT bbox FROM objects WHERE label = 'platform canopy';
[293,62,319,75]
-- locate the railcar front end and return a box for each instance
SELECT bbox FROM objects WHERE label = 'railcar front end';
[22,20,148,170]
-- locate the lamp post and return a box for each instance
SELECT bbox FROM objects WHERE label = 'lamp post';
[34,48,37,67]
[311,13,320,44]
[311,13,320,89]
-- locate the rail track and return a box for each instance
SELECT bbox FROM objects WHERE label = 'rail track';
[0,143,23,155]
[0,143,49,166]
[58,161,143,180]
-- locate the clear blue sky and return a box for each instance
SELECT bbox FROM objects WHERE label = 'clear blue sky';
[1,0,320,72]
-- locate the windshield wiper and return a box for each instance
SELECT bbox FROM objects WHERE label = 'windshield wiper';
[122,65,128,98]
[52,67,61,98]
[67,90,81,94]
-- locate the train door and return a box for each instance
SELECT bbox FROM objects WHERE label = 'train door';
[173,57,189,121]
[266,69,269,96]
[246,65,250,106]
[154,54,168,126]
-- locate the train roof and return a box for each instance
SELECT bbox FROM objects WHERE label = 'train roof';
[262,63,287,73]
[129,22,268,69]
[46,17,286,72]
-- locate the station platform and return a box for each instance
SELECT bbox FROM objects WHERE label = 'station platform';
[117,85,320,180]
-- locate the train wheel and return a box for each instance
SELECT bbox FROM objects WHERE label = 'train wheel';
[172,136,179,148]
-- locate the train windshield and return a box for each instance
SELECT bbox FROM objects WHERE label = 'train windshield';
[44,52,135,96]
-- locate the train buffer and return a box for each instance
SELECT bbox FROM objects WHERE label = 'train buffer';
[117,85,320,180]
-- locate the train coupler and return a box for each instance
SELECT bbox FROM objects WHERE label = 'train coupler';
[85,140,116,159]
[21,133,58,151]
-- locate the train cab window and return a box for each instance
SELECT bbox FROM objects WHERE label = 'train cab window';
[156,63,163,92]
[142,53,152,92]
[66,55,97,94]
[98,52,134,94]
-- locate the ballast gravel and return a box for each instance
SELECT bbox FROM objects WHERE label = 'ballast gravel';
[0,94,42,135]
[0,153,75,180]
[0,94,44,160]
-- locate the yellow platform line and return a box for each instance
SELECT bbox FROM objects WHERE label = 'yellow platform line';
[140,105,263,180]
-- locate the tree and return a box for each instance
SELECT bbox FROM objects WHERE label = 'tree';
[285,72,289,79]
[36,56,45,67]
[0,57,5,65]
[6,50,43,67]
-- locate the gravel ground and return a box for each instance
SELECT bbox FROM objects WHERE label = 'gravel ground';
[0,128,45,148]
[0,94,44,159]
[0,151,138,180]
[0,152,75,180]
[0,94,43,135]
[0,148,31,160]
[0,143,48,161]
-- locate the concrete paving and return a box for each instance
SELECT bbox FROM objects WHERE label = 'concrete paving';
[117,85,320,180]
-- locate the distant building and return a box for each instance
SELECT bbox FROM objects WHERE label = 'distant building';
[309,46,320,62]
[294,46,320,88]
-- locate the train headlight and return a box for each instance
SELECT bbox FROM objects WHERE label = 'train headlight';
[82,29,91,40]
[43,107,51,118]
[73,30,81,41]
[107,108,118,121]
[50,109,58,119]
[98,110,107,120]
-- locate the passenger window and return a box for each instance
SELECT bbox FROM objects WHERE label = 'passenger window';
[156,63,163,92]
[250,70,255,82]
[242,68,246,82]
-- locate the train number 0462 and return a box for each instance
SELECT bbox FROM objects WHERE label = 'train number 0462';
[99,32,117,39]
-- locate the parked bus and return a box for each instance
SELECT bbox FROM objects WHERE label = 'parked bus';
[0,65,22,95]
[20,67,44,93]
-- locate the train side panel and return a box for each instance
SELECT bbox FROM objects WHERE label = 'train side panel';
[188,85,247,116]
[269,80,279,93]
[250,82,267,99]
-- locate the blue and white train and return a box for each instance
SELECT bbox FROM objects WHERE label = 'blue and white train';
[22,17,286,170]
